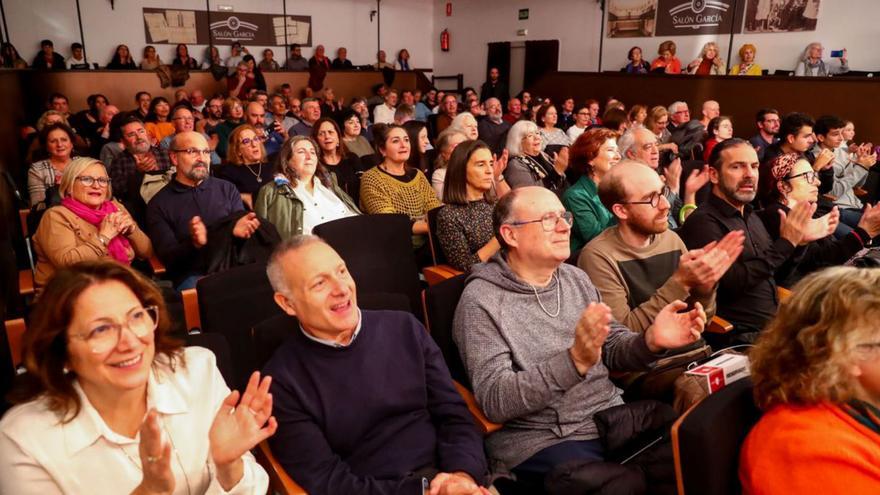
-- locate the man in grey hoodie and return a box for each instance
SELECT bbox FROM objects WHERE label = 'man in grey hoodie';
[453,186,706,479]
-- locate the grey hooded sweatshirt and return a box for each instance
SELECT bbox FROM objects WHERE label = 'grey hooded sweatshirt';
[452,253,659,474]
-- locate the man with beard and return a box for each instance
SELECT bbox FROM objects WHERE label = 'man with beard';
[195,95,224,135]
[749,109,780,163]
[436,94,459,135]
[477,98,510,156]
[89,104,120,158]
[146,131,257,289]
[580,161,743,334]
[678,138,828,344]
[479,67,509,105]
[109,116,172,209]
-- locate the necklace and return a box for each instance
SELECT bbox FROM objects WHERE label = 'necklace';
[245,163,263,182]
[528,272,561,318]
[117,416,194,495]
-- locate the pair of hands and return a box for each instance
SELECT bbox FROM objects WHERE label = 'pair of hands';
[662,160,711,202]
[674,230,745,295]
[135,152,159,173]
[857,202,880,238]
[134,372,278,495]
[428,472,491,495]
[99,211,135,240]
[779,201,838,246]
[569,301,707,375]
[190,213,261,248]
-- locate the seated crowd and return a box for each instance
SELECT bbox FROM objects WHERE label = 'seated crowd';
[2,50,880,495]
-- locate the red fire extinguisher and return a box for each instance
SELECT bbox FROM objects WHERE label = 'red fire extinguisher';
[441,29,450,52]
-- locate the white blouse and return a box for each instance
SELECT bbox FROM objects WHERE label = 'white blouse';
[294,177,357,234]
[0,347,268,495]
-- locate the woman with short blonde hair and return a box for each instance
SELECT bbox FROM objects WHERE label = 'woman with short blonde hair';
[687,41,725,75]
[729,43,762,76]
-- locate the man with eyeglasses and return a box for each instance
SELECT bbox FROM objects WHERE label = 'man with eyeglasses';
[477,98,510,156]
[146,131,258,290]
[161,105,220,165]
[243,101,285,157]
[566,103,592,142]
[749,108,781,162]
[678,138,831,345]
[453,185,708,488]
[580,161,743,334]
[109,115,172,218]
[666,101,690,133]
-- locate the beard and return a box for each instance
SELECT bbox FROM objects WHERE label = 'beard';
[126,139,151,155]
[718,178,756,205]
[183,161,209,182]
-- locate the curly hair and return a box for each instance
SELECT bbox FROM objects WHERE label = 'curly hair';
[570,127,618,176]
[750,267,880,410]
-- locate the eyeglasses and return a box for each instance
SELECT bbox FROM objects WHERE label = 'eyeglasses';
[241,136,267,145]
[508,211,574,231]
[784,170,819,183]
[619,185,671,208]
[71,306,158,354]
[75,176,110,187]
[172,148,212,157]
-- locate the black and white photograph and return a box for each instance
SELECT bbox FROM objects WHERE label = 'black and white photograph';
[745,0,820,33]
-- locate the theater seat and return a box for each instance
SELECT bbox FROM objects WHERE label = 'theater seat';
[423,206,464,286]
[672,377,760,495]
[254,441,308,495]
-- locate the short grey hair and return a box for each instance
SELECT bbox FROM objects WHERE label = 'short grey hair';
[505,120,539,156]
[667,101,687,115]
[617,129,638,159]
[266,235,328,298]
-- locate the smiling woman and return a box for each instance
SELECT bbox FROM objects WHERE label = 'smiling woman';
[0,261,276,494]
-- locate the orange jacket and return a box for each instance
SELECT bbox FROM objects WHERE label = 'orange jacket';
[739,402,880,495]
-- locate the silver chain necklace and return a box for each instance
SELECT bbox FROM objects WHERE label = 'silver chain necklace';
[528,272,561,318]
[245,163,263,183]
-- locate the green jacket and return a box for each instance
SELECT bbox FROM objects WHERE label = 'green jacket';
[562,175,615,253]
[255,175,360,240]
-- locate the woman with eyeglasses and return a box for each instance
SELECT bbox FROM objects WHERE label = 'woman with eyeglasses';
[215,125,274,210]
[562,128,621,252]
[0,261,275,494]
[740,266,880,494]
[31,158,152,287]
[255,135,359,239]
[504,120,568,196]
[756,152,880,287]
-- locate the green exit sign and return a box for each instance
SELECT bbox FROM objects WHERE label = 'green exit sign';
[518,8,529,20]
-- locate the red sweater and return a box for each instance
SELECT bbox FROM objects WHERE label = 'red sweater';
[739,402,880,495]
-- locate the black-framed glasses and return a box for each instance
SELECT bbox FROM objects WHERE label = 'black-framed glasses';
[619,185,671,208]
[784,170,819,183]
[172,148,212,157]
[71,306,159,354]
[509,211,574,232]
[75,176,110,187]
[241,136,267,145]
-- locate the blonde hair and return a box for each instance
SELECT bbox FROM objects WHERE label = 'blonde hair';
[738,43,757,61]
[751,267,880,410]
[644,105,668,132]
[699,41,720,59]
[58,157,111,199]
[658,40,676,56]
[36,110,70,131]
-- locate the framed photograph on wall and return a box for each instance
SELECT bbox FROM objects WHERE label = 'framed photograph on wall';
[607,0,658,38]
[744,0,820,33]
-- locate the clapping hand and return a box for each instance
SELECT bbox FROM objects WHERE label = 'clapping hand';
[189,216,208,247]
[493,149,509,179]
[684,164,711,201]
[133,409,175,495]
[801,204,838,242]
[675,231,745,294]
[429,472,491,495]
[569,302,613,375]
[813,148,835,171]
[232,212,261,239]
[779,200,817,246]
[855,142,877,169]
[645,301,706,352]
[664,158,682,195]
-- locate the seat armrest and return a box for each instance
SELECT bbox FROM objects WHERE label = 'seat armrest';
[254,441,308,495]
[149,255,166,275]
[181,288,201,330]
[423,265,464,286]
[707,315,734,334]
[777,286,792,301]
[453,381,502,435]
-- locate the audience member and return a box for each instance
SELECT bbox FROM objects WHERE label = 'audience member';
[258,48,280,71]
[687,42,725,75]
[537,104,571,149]
[624,46,651,74]
[98,112,127,168]
[453,185,704,486]
[431,129,468,198]
[227,61,257,99]
[761,112,818,167]
[1,42,28,68]
[503,97,522,125]
[403,120,431,175]
[31,157,152,286]
[214,124,275,209]
[678,139,829,344]
[449,112,479,141]
[359,124,440,251]
[139,45,162,70]
[601,107,628,134]
[172,43,199,69]
[202,45,223,72]
[480,67,509,104]
[795,42,848,77]
[106,44,136,70]
[208,97,245,159]
[436,94,459,135]
[313,117,364,203]
[373,88,398,125]
[285,44,308,70]
[372,49,394,70]
[196,95,224,135]
[331,47,353,69]
[749,108,780,162]
[28,123,76,207]
[504,120,568,196]
[628,104,648,130]
[557,98,576,131]
[32,39,65,70]
[729,43,762,76]
[65,42,89,70]
[666,101,690,132]
[109,116,172,212]
[703,116,733,161]
[566,104,591,142]
[757,152,878,287]
[338,108,373,158]
[651,40,682,74]
[478,98,511,156]
[740,267,880,494]
[0,261,274,493]
[699,100,720,129]
[263,236,489,494]
[290,98,321,136]
[265,93,298,135]
[563,128,621,251]
[89,104,120,158]
[159,105,196,151]
[225,41,247,74]
[132,91,151,121]
[581,160,742,331]
[143,97,174,145]
[394,48,412,70]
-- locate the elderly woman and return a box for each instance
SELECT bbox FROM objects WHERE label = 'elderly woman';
[0,261,275,493]
[255,136,359,239]
[28,123,76,207]
[756,152,877,287]
[337,109,373,158]
[449,112,479,141]
[359,124,441,250]
[795,42,849,77]
[215,124,274,209]
[729,43,762,76]
[504,120,568,195]
[311,117,364,204]
[651,40,682,74]
[562,128,621,252]
[687,42,725,75]
[740,267,880,494]
[31,158,152,287]
[537,104,571,149]
[436,140,502,271]
[624,46,651,74]
[431,129,468,199]
[703,116,734,161]
[645,105,678,155]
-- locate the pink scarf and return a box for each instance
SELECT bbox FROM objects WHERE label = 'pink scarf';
[61,197,132,264]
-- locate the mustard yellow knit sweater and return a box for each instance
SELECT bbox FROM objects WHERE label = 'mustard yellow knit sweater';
[359,167,441,219]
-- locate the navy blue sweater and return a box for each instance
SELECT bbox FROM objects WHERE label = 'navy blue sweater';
[263,310,487,494]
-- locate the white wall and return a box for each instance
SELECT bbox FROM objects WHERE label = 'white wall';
[4,0,433,70]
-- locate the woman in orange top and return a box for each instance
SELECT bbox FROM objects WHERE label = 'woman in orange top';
[143,97,174,145]
[650,40,682,74]
[739,266,880,495]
